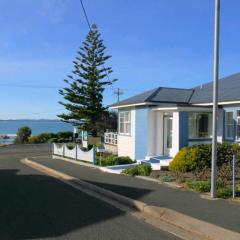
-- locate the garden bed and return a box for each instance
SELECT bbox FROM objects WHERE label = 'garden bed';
[149,143,240,199]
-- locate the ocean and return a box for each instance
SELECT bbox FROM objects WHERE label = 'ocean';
[0,120,73,144]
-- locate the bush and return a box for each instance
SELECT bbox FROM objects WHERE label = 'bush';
[185,178,226,193]
[216,187,232,199]
[122,164,152,176]
[14,126,32,144]
[57,131,73,140]
[97,155,134,166]
[185,180,211,192]
[169,143,239,173]
[47,138,58,143]
[159,172,176,182]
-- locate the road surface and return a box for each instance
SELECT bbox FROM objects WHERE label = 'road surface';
[0,144,178,240]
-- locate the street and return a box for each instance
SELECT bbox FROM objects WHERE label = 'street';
[0,144,178,240]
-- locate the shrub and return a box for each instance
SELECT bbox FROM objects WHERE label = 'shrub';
[122,164,152,176]
[14,126,32,144]
[169,143,239,173]
[185,178,226,193]
[216,187,232,199]
[47,138,58,143]
[97,155,134,166]
[159,172,176,182]
[185,180,211,192]
[57,131,73,140]
[66,144,75,150]
[28,136,41,144]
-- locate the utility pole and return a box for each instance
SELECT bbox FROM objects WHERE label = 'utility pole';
[211,0,220,198]
[114,88,124,102]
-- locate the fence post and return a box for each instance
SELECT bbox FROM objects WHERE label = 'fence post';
[93,146,96,165]
[233,154,236,199]
[52,143,54,158]
[62,144,65,158]
[75,144,78,161]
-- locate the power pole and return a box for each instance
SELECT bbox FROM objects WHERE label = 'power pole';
[211,0,220,198]
[114,88,124,102]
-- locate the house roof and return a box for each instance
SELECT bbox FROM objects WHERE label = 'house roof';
[110,73,240,108]
[190,73,240,104]
[110,87,194,108]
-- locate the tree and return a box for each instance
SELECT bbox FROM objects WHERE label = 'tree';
[58,25,116,137]
[14,126,32,144]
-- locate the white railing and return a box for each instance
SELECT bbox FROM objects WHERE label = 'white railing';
[52,143,95,164]
[104,132,118,145]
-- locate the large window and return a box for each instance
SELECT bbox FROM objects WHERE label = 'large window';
[189,113,212,139]
[225,111,234,140]
[119,111,131,135]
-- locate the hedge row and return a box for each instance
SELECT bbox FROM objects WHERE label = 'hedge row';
[96,155,134,166]
[28,131,73,144]
[169,143,240,173]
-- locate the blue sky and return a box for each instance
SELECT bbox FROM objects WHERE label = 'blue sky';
[0,0,240,119]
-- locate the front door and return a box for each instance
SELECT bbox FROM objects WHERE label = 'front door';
[163,115,173,156]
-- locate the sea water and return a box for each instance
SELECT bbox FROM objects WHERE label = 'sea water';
[0,120,73,144]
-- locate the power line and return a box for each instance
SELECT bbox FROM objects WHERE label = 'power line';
[0,83,63,89]
[0,109,65,117]
[79,0,91,30]
[78,0,111,83]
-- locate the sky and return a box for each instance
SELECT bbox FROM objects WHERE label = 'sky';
[0,0,240,119]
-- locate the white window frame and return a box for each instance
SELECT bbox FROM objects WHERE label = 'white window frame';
[188,112,212,139]
[119,111,131,135]
[225,111,234,140]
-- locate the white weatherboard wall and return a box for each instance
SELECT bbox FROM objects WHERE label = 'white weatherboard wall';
[118,108,136,159]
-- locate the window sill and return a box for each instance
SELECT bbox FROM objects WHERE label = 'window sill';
[118,133,131,137]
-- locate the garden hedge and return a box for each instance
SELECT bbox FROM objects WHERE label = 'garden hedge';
[169,143,240,173]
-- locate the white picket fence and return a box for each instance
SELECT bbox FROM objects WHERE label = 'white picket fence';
[53,143,96,164]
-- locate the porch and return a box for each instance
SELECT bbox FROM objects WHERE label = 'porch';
[146,106,215,160]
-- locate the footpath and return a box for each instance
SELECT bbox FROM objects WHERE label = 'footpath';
[28,156,240,234]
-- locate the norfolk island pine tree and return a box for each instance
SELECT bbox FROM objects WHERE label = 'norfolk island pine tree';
[58,24,117,137]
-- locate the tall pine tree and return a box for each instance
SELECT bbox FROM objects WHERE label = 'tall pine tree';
[58,25,116,137]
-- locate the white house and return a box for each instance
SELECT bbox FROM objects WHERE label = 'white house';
[110,73,240,162]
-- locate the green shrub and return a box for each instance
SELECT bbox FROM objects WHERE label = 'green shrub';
[57,131,73,140]
[159,172,176,182]
[185,178,226,193]
[47,138,58,143]
[216,187,232,199]
[185,180,211,192]
[15,126,32,144]
[28,136,41,144]
[122,164,152,176]
[169,143,239,173]
[97,155,134,166]
[66,144,75,150]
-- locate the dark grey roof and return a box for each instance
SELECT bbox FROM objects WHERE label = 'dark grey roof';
[190,73,240,104]
[110,73,240,108]
[110,88,158,107]
[110,87,194,107]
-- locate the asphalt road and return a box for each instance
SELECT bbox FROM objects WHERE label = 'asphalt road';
[31,147,240,233]
[0,144,178,240]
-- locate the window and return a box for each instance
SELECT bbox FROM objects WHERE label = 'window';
[188,113,212,139]
[237,111,240,140]
[225,112,234,140]
[119,111,131,135]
